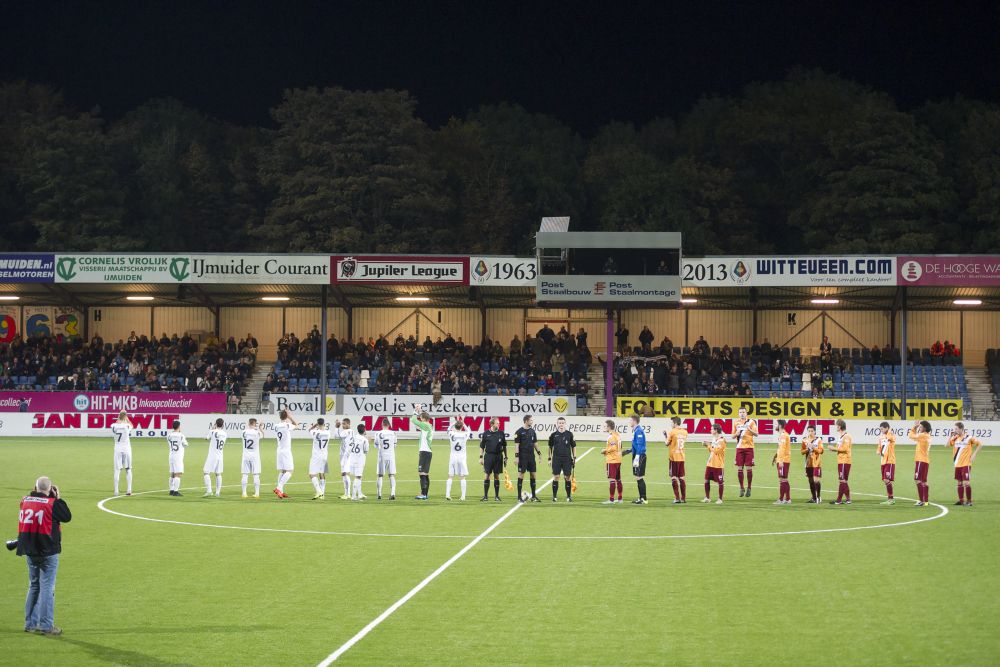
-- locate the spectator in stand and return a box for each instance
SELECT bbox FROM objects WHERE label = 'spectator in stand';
[603,256,618,274]
[819,336,832,371]
[871,344,882,365]
[638,326,654,352]
[930,340,944,358]
[615,325,629,354]
[537,323,555,346]
[576,327,588,350]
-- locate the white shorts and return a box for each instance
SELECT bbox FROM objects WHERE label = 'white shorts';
[242,457,262,475]
[169,456,185,474]
[114,448,132,470]
[377,456,396,476]
[203,455,223,475]
[276,450,294,471]
[448,458,469,477]
[348,457,366,477]
[309,455,329,475]
[340,454,351,474]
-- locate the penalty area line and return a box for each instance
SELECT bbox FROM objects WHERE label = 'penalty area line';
[316,446,595,666]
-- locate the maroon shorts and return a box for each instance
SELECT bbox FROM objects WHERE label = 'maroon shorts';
[775,462,789,478]
[705,467,724,484]
[881,463,895,482]
[669,461,686,478]
[838,463,851,481]
[735,448,755,467]
[606,462,621,480]
[806,466,822,479]
[954,465,970,482]
[914,461,929,483]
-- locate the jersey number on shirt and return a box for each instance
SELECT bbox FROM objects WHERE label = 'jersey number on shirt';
[317,439,328,450]
[243,438,255,450]
[677,437,686,451]
[170,442,180,452]
[18,509,45,525]
[454,443,463,452]
[351,444,362,454]
[214,437,224,451]
[116,432,124,442]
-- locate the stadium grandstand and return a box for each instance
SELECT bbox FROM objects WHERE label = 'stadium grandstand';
[0,252,997,419]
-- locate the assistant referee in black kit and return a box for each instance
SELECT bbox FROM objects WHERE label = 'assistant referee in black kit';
[548,417,576,502]
[479,417,508,502]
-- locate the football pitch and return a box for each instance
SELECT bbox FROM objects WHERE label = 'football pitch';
[2,436,998,666]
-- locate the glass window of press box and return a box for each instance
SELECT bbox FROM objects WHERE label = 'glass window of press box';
[539,248,680,276]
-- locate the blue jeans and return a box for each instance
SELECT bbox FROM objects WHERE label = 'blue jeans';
[25,553,59,631]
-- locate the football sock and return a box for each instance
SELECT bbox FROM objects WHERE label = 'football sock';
[216,475,223,494]
[553,482,559,499]
[679,479,686,500]
[609,480,616,499]
[617,479,623,499]
[241,474,248,495]
[390,476,396,496]
[114,471,120,495]
[815,481,821,498]
[704,481,711,499]
[446,478,453,497]
[483,480,490,497]
[376,477,383,496]
[494,479,500,498]
[319,478,326,494]
[277,471,292,491]
[517,478,523,496]
[637,479,647,500]
[126,469,132,494]
[965,485,971,502]
[204,474,213,494]
[312,477,322,494]
[671,479,679,500]
[353,478,362,497]
[565,480,572,498]
[886,482,893,499]
[738,469,745,491]
[253,475,260,495]
[958,484,964,503]
[747,470,753,490]
[529,478,536,496]
[719,482,724,499]
[343,475,351,496]
[460,479,466,498]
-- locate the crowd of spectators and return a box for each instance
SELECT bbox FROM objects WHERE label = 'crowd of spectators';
[266,323,592,396]
[0,331,256,405]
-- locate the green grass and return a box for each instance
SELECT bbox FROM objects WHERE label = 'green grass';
[1,436,997,666]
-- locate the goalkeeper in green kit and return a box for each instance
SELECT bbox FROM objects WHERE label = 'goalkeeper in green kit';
[413,405,434,500]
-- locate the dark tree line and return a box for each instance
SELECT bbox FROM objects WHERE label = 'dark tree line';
[1,69,998,255]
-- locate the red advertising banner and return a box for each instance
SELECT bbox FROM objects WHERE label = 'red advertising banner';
[331,255,469,285]
[0,391,227,413]
[897,255,1000,286]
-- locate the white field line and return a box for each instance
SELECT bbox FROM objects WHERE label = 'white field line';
[314,446,596,666]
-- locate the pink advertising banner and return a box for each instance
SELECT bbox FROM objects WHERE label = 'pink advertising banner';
[897,255,1000,286]
[0,391,227,413]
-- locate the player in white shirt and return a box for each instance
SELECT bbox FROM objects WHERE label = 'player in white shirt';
[166,420,188,497]
[273,410,300,499]
[374,417,398,500]
[111,411,134,496]
[446,415,472,501]
[241,418,263,498]
[348,424,370,500]
[203,417,227,497]
[308,418,331,500]
[333,417,356,500]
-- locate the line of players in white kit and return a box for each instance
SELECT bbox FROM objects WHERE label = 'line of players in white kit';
[109,407,464,501]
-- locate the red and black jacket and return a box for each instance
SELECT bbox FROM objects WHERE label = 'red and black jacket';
[16,491,72,557]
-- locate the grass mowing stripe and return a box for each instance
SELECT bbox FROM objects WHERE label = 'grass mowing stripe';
[316,446,595,665]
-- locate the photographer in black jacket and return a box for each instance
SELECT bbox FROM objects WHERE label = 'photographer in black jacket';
[15,476,71,636]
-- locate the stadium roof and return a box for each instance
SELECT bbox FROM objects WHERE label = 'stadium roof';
[1,281,997,310]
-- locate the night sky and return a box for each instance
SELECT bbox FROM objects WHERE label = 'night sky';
[2,1,999,133]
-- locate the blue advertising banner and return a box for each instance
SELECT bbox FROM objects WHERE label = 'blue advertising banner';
[0,254,55,283]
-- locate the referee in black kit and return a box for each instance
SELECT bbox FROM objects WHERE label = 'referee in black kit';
[479,417,508,502]
[548,417,576,502]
